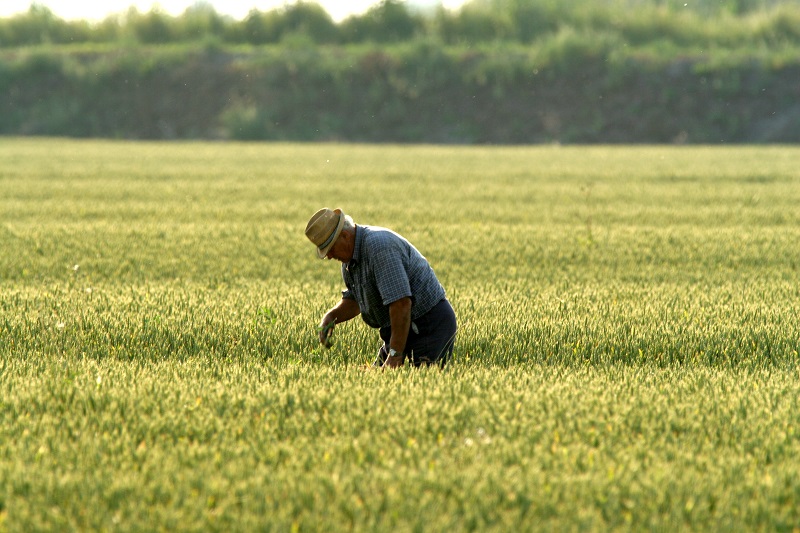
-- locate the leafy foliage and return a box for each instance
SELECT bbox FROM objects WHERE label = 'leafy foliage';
[2,1,799,143]
[2,0,800,47]
[2,40,799,143]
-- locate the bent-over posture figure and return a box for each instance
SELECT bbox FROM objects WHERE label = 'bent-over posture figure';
[305,208,456,368]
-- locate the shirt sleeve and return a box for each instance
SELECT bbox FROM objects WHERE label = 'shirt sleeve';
[372,240,412,305]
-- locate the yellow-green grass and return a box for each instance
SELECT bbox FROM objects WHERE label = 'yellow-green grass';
[1,139,799,530]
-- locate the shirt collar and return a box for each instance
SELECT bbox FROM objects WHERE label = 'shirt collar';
[347,225,364,270]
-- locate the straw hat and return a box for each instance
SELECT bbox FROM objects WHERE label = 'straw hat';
[305,208,345,259]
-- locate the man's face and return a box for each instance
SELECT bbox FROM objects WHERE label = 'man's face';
[325,232,352,263]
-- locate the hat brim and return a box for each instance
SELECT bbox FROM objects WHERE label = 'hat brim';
[316,210,345,259]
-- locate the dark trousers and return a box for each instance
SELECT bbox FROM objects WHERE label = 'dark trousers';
[376,299,457,368]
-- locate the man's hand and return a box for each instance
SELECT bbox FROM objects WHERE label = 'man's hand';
[318,318,336,347]
[383,352,404,368]
[317,298,361,347]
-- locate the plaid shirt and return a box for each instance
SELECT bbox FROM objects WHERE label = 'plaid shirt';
[342,225,446,329]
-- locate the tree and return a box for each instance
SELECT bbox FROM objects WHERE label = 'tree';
[0,3,92,46]
[434,3,513,44]
[129,8,176,44]
[240,9,283,44]
[280,2,339,43]
[179,2,227,40]
[340,0,423,43]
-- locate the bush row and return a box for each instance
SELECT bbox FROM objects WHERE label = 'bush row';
[1,39,799,143]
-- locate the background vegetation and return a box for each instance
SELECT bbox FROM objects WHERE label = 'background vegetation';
[1,139,799,529]
[1,0,799,142]
[3,0,800,48]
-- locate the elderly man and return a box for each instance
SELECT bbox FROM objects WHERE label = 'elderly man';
[305,207,456,369]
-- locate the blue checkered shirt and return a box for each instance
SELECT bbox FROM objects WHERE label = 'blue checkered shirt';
[341,225,446,329]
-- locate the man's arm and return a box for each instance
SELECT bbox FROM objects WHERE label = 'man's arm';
[384,296,412,368]
[319,298,361,346]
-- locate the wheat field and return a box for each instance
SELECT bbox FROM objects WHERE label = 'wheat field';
[1,139,799,531]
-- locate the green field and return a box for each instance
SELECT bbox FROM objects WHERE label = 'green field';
[1,139,799,531]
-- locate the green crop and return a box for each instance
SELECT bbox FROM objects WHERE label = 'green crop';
[1,139,799,531]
